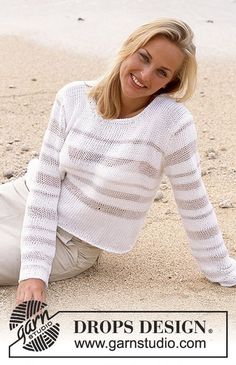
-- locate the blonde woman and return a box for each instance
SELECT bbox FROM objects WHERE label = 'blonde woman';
[0,18,235,304]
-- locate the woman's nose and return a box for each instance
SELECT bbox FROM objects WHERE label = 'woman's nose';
[140,66,153,82]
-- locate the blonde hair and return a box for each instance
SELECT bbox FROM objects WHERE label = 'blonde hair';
[89,18,197,119]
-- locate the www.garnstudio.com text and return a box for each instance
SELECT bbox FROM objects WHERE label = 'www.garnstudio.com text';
[74,337,206,351]
[73,319,207,351]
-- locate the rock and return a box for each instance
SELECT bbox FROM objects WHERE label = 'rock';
[208,152,217,159]
[219,199,233,209]
[14,138,20,142]
[162,198,168,203]
[205,148,218,159]
[154,191,164,201]
[209,136,215,140]
[3,170,14,179]
[21,145,30,152]
[206,19,214,23]
[77,17,85,21]
[6,145,13,151]
[9,85,16,89]
[31,78,37,81]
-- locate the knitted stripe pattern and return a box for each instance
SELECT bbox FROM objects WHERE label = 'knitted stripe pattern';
[19,81,236,286]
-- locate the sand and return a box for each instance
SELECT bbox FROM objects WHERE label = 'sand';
[0,2,236,363]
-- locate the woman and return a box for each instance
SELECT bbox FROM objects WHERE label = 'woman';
[0,18,235,304]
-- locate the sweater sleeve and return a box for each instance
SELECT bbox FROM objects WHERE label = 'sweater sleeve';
[163,116,236,287]
[19,88,67,285]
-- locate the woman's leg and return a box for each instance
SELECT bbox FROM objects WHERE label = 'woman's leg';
[0,176,29,285]
[0,174,102,285]
[49,227,102,282]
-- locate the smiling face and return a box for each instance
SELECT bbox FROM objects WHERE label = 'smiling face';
[119,36,185,114]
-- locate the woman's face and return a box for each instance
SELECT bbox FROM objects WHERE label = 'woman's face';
[119,36,185,108]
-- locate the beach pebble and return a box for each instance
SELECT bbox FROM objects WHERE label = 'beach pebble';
[209,136,215,140]
[219,199,233,208]
[205,148,218,159]
[9,85,16,89]
[21,145,30,152]
[3,170,14,179]
[208,152,217,159]
[14,138,20,142]
[154,191,164,201]
[207,167,217,174]
[31,78,37,81]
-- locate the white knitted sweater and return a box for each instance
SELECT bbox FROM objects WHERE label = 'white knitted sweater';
[19,81,236,287]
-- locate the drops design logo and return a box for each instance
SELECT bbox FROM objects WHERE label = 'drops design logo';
[9,300,60,352]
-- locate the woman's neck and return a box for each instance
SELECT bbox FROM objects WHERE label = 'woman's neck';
[119,95,154,119]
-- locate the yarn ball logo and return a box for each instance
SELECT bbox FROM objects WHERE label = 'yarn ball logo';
[9,300,60,352]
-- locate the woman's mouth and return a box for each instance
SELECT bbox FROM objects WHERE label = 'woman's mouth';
[130,73,146,89]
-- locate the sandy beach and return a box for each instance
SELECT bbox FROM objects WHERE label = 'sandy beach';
[0,1,236,363]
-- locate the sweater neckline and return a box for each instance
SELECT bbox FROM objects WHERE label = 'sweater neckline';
[85,84,164,125]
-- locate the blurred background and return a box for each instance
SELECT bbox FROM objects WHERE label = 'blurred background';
[0,0,236,59]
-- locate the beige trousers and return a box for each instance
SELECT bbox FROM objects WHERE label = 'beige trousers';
[0,175,102,285]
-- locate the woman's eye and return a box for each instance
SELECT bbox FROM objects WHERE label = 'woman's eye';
[157,69,167,77]
[139,52,149,63]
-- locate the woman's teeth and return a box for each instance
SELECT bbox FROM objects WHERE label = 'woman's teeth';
[131,74,145,88]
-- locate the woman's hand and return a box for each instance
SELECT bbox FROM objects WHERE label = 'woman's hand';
[16,278,46,305]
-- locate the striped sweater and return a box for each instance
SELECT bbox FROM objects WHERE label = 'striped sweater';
[19,81,236,286]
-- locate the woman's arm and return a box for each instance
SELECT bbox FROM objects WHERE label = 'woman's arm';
[163,116,236,287]
[16,278,46,304]
[18,87,67,291]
